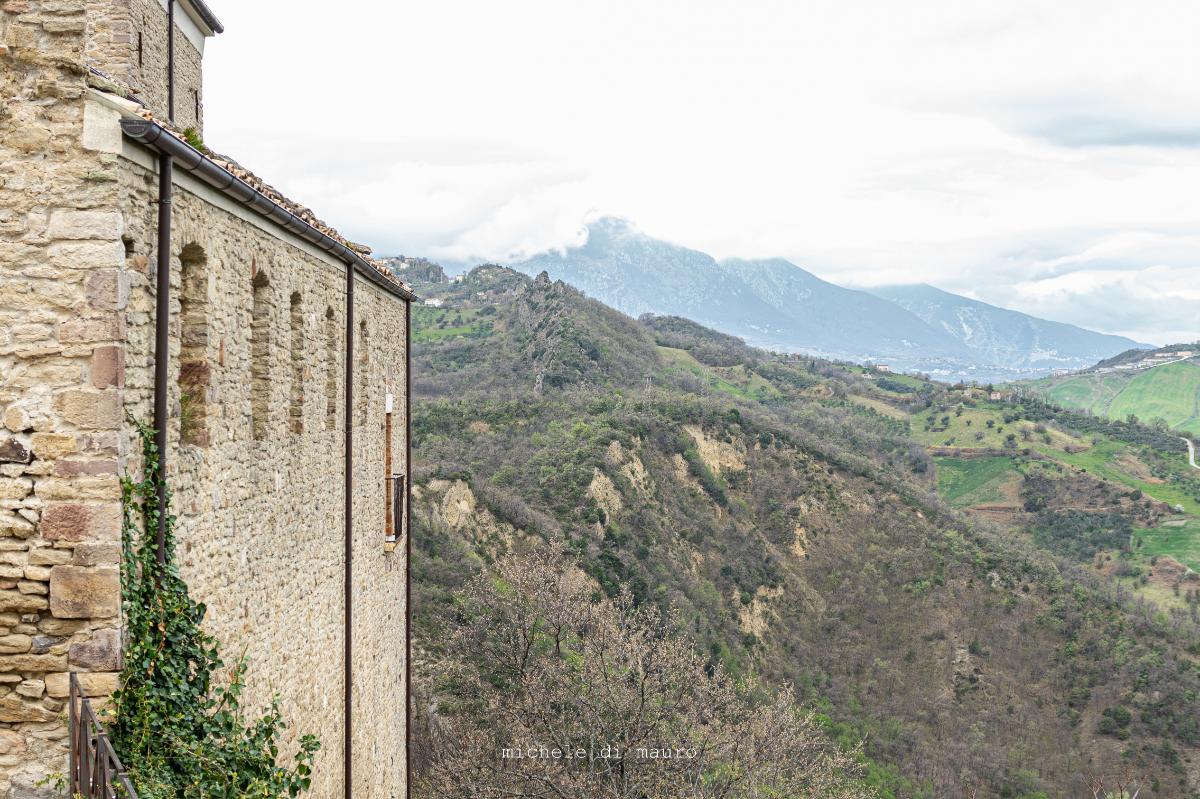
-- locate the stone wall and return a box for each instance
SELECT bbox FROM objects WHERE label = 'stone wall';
[84,0,135,92]
[3,3,405,795]
[85,0,206,133]
[0,4,128,795]
[130,0,204,132]
[118,136,409,798]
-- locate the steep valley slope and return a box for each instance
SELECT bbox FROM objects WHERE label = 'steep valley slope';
[408,266,1200,799]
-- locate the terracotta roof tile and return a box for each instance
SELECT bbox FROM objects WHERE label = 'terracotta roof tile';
[106,94,410,293]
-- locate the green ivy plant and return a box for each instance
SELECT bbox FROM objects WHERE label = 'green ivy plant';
[110,421,319,798]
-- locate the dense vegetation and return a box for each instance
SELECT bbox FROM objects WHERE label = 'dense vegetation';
[1014,393,1190,452]
[409,266,1200,798]
[112,424,318,798]
[414,545,874,799]
[1029,510,1132,560]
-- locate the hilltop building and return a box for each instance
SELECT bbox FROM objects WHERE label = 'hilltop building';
[0,2,411,797]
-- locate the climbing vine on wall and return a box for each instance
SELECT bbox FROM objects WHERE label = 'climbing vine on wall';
[111,421,319,798]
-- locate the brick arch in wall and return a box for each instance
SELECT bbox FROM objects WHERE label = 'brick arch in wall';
[358,318,369,427]
[325,307,338,430]
[250,267,272,441]
[288,291,304,435]
[178,242,210,447]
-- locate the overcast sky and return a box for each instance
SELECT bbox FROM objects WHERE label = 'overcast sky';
[203,1,1200,345]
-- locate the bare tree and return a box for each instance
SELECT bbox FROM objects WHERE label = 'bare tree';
[413,544,876,799]
[1088,766,1150,799]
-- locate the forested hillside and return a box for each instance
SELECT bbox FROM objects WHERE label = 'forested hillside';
[408,266,1200,799]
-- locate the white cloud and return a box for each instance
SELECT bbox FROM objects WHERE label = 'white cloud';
[202,0,1200,343]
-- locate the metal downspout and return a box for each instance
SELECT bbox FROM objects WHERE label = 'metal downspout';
[344,262,355,799]
[154,152,172,563]
[404,297,412,797]
[167,0,175,122]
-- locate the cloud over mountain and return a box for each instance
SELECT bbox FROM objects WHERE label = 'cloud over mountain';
[204,2,1200,347]
[507,219,1145,380]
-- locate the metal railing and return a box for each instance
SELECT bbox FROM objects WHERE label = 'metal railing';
[68,673,138,799]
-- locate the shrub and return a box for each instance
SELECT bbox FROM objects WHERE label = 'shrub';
[413,544,876,799]
[112,422,319,798]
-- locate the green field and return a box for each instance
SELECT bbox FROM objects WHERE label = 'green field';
[1033,360,1200,432]
[848,395,909,420]
[1107,361,1200,430]
[909,404,1086,452]
[934,456,1019,507]
[1135,518,1200,572]
[872,371,926,389]
[1052,439,1200,516]
[413,306,493,343]
[657,346,781,401]
[839,365,926,394]
[886,376,1200,603]
[1032,372,1127,415]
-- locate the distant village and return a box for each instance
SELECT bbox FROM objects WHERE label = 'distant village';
[1089,349,1196,375]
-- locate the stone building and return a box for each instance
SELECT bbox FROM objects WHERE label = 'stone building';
[0,2,412,797]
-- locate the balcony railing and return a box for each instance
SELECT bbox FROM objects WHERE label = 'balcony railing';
[68,673,138,799]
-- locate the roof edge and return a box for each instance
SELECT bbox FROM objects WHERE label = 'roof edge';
[120,116,415,303]
[181,0,224,35]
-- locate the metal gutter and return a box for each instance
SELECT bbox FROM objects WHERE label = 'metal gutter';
[119,118,416,303]
[182,0,224,35]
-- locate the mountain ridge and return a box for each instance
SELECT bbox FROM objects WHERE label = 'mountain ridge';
[869,282,1151,371]
[505,218,1144,381]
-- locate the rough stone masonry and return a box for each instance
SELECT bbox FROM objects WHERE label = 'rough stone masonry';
[0,2,411,797]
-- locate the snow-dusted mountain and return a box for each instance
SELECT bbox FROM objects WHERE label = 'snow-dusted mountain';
[869,284,1149,371]
[507,219,1143,380]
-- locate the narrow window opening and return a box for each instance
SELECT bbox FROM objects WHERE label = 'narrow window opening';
[193,89,200,123]
[358,320,369,427]
[325,307,337,430]
[137,31,143,67]
[289,291,304,435]
[250,271,272,441]
[178,243,209,447]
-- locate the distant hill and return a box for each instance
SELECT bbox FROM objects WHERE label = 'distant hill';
[869,283,1148,372]
[507,219,1140,381]
[718,257,961,360]
[507,217,801,349]
[408,264,1200,797]
[1092,341,1200,370]
[1023,344,1200,433]
[379,255,448,284]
